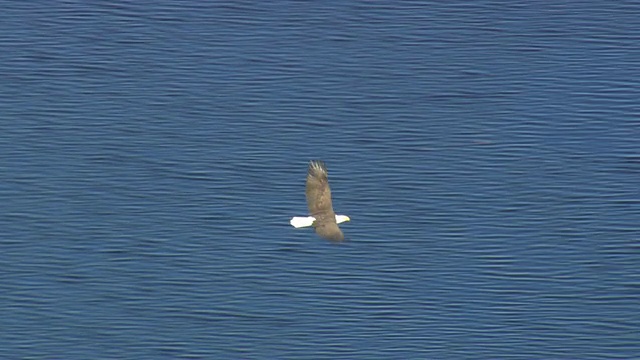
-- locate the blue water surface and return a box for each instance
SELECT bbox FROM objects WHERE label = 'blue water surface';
[1,1,639,359]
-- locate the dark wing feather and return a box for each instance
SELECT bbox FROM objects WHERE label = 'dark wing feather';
[305,160,344,241]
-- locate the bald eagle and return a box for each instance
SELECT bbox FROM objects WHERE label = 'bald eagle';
[290,160,350,241]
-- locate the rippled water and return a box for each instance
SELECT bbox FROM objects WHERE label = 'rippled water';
[1,1,639,358]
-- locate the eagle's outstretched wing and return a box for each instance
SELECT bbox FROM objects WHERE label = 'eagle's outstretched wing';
[305,160,344,241]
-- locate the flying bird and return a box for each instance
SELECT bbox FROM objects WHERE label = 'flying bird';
[290,160,350,241]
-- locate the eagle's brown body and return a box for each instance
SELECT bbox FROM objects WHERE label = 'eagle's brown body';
[305,161,345,241]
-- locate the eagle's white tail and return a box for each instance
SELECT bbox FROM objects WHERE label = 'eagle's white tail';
[290,215,350,228]
[290,216,315,228]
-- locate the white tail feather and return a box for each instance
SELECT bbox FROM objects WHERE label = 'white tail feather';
[290,215,350,228]
[290,216,315,228]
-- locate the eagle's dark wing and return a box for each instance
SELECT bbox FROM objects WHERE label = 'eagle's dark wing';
[305,160,344,241]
